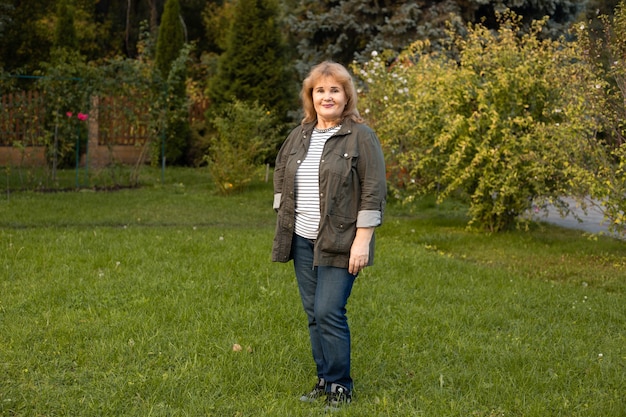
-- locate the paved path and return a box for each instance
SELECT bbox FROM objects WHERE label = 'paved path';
[534,197,623,239]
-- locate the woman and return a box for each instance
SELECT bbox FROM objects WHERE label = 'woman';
[272,61,386,409]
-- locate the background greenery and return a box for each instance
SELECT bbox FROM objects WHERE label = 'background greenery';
[1,0,625,235]
[0,168,624,416]
[1,2,624,414]
[3,0,617,75]
[354,13,615,233]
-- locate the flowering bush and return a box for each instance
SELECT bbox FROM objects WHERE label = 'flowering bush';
[65,110,89,169]
[66,112,88,121]
[355,12,609,232]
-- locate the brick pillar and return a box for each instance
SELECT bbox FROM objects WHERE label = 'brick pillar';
[87,96,104,168]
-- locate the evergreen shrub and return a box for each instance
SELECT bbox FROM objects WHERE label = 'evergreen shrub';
[205,100,281,193]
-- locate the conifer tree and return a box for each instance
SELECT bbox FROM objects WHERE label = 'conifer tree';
[154,0,190,165]
[155,0,185,78]
[208,0,295,121]
[287,0,590,74]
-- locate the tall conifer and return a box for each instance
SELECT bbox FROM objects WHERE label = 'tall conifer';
[155,0,185,78]
[208,0,295,120]
[155,0,190,165]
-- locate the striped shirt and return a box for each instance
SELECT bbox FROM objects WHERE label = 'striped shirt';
[294,125,341,239]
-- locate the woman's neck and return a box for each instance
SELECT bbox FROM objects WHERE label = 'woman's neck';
[316,118,342,130]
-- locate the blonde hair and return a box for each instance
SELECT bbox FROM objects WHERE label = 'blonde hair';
[300,61,363,125]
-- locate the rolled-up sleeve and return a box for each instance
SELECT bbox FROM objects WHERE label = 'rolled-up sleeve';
[273,193,282,211]
[356,209,382,228]
[273,133,291,211]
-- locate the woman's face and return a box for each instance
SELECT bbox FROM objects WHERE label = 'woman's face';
[312,76,347,124]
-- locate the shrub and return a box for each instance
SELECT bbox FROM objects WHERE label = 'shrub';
[205,100,281,193]
[356,12,608,232]
[596,1,626,237]
[154,0,190,166]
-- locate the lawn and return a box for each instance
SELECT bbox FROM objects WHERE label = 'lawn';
[0,167,624,416]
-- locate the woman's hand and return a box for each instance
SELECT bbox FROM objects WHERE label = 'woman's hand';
[349,227,374,275]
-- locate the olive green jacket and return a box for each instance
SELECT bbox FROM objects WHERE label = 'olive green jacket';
[271,119,387,268]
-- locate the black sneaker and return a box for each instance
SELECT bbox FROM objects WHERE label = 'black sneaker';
[325,383,352,411]
[299,378,326,402]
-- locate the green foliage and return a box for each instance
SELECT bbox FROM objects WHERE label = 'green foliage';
[287,0,587,76]
[595,0,626,236]
[604,144,626,231]
[154,0,191,166]
[0,0,602,76]
[207,0,296,121]
[565,1,626,238]
[205,100,281,193]
[101,36,193,170]
[37,50,94,169]
[156,46,193,167]
[155,0,185,78]
[54,0,78,51]
[0,1,12,40]
[287,0,458,74]
[202,1,235,54]
[356,12,608,232]
[0,0,54,73]
[2,19,195,181]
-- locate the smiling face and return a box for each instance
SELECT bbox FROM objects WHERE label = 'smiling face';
[312,76,347,127]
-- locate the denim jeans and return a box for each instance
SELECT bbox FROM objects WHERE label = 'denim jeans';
[292,234,356,391]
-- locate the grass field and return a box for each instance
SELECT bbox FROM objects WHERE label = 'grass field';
[1,167,624,416]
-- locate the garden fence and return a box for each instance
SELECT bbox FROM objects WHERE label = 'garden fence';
[1,90,208,166]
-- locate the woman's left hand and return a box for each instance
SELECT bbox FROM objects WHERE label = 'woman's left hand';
[349,227,374,275]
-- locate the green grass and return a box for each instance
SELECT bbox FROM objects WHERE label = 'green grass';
[1,168,624,416]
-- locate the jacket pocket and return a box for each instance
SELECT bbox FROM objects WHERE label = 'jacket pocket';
[277,211,293,231]
[329,150,359,177]
[318,214,356,254]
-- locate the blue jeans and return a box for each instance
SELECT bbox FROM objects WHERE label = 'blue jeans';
[292,234,356,391]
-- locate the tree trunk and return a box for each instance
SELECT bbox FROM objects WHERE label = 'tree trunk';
[147,0,159,34]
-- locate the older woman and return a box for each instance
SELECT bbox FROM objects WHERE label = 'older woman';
[272,61,387,410]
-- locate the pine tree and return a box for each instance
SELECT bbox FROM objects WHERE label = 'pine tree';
[208,0,295,121]
[155,0,185,78]
[154,0,190,165]
[287,0,590,75]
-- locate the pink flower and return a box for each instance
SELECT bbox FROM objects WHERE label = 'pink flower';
[66,112,73,117]
[77,113,88,121]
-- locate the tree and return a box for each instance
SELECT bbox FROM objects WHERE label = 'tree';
[0,1,13,41]
[288,0,589,77]
[355,12,607,232]
[588,0,626,237]
[154,0,190,165]
[207,0,296,121]
[0,0,55,73]
[54,0,78,51]
[155,0,185,78]
[202,1,235,55]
